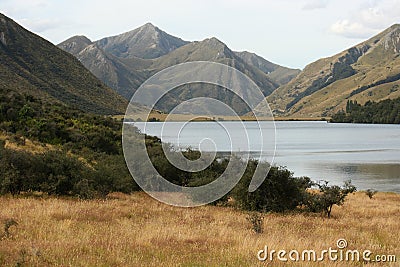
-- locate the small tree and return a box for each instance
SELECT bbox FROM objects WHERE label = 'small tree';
[247,212,264,234]
[365,189,378,199]
[305,180,356,218]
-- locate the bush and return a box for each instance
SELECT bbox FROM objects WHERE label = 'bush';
[304,180,356,218]
[247,212,264,234]
[232,164,312,212]
[365,189,378,199]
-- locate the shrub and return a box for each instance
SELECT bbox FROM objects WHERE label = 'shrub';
[365,189,378,199]
[232,164,312,213]
[305,180,356,218]
[247,212,264,234]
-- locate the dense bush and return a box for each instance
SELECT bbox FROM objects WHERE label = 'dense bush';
[0,91,122,154]
[0,90,138,198]
[0,142,139,198]
[231,163,312,212]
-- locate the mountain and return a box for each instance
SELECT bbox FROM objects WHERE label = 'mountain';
[0,13,128,115]
[95,23,189,59]
[58,35,93,55]
[150,37,278,97]
[265,24,400,117]
[234,51,301,86]
[58,23,302,114]
[59,35,151,99]
[59,34,286,113]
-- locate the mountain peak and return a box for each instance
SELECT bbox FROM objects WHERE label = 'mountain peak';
[390,23,400,30]
[141,22,156,29]
[203,37,224,45]
[95,23,188,59]
[58,35,93,56]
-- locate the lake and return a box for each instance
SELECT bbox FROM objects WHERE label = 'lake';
[134,121,400,193]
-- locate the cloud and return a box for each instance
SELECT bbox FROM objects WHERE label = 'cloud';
[330,0,400,38]
[18,18,62,33]
[2,0,49,14]
[330,20,376,39]
[302,0,329,10]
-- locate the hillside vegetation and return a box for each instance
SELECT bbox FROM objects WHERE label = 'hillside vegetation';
[0,13,127,115]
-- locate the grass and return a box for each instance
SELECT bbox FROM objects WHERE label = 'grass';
[0,192,398,266]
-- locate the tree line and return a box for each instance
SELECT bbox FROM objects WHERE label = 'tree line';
[331,98,400,124]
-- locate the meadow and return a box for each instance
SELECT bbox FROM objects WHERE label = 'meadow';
[0,191,398,266]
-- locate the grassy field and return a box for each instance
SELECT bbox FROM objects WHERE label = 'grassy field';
[0,192,398,266]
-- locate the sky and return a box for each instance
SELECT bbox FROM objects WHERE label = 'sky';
[2,0,400,69]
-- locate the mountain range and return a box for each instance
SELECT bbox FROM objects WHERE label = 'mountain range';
[58,23,300,114]
[2,11,399,118]
[265,24,400,117]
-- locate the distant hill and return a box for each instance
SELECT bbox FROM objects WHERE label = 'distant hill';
[59,35,152,100]
[265,24,400,117]
[0,13,128,115]
[150,37,278,97]
[234,51,300,86]
[59,24,299,114]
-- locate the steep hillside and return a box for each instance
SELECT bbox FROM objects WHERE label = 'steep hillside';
[95,23,189,59]
[234,51,300,86]
[266,24,400,117]
[59,35,151,100]
[0,13,128,115]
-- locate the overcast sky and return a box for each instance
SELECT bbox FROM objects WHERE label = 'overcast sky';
[2,0,400,69]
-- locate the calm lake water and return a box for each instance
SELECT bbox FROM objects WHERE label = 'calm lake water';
[134,121,400,193]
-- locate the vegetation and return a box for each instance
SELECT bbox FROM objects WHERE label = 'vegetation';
[304,180,357,218]
[366,189,378,199]
[331,99,400,124]
[0,192,398,266]
[0,90,138,198]
[246,212,264,234]
[232,164,312,212]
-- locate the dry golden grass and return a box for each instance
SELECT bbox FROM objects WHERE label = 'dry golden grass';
[0,192,398,266]
[0,134,54,154]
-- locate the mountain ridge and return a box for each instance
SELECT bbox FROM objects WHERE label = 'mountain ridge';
[58,25,299,113]
[0,13,128,115]
[265,23,400,117]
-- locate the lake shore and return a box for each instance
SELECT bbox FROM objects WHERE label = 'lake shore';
[115,113,329,122]
[0,192,398,266]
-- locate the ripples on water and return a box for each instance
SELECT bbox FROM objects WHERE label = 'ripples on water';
[133,121,400,193]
